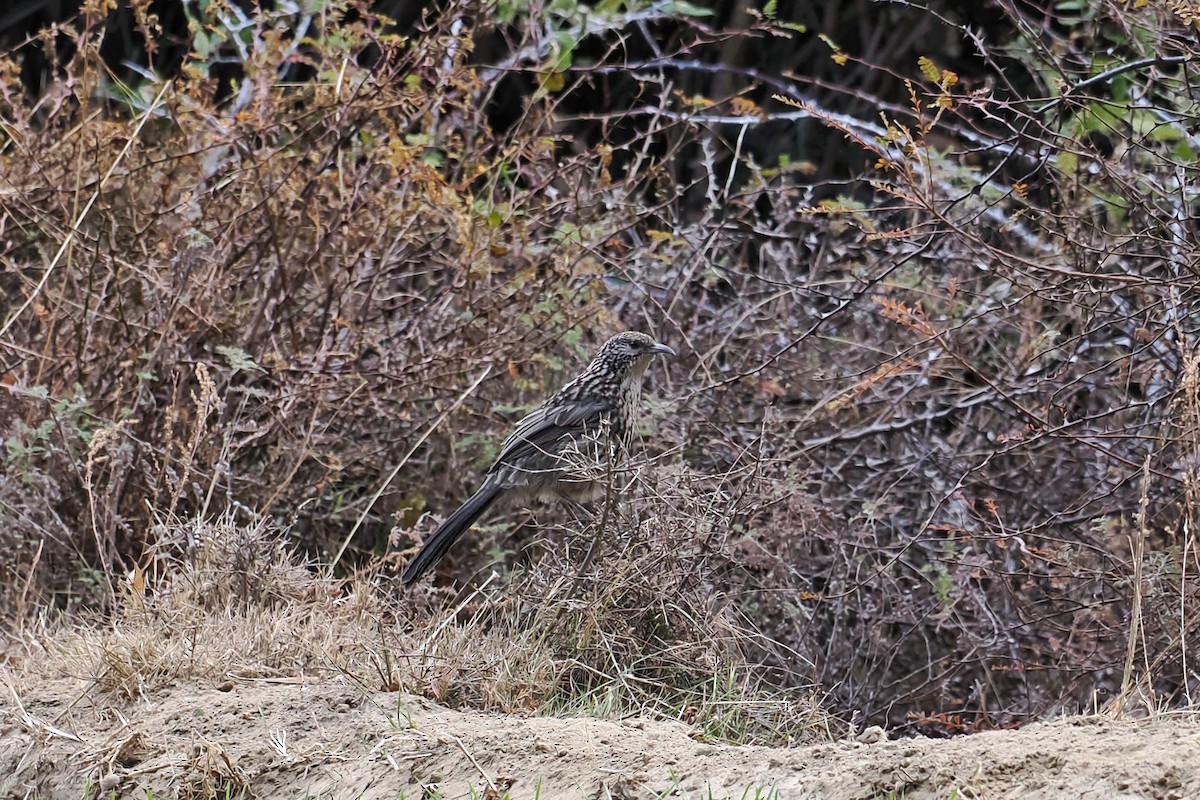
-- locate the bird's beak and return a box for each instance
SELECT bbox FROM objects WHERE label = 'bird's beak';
[651,342,676,357]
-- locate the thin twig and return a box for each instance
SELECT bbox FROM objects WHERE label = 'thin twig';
[329,365,492,570]
[419,571,497,652]
[2,674,83,743]
[572,432,620,595]
[450,733,499,796]
[1114,453,1152,717]
[0,79,173,344]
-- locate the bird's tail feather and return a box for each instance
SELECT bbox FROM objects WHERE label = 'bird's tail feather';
[402,485,500,586]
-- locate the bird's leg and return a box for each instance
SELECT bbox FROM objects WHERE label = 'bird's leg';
[571,451,619,594]
[561,497,599,574]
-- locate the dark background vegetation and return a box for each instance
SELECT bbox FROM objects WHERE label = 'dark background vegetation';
[2,0,1200,736]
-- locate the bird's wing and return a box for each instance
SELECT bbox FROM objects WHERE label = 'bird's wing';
[488,397,614,472]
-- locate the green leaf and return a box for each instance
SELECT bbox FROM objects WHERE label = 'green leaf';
[551,30,577,71]
[763,0,778,19]
[184,228,212,248]
[216,345,263,373]
[192,29,216,59]
[1055,150,1078,176]
[817,33,840,51]
[496,0,518,24]
[659,0,715,17]
[1148,123,1184,144]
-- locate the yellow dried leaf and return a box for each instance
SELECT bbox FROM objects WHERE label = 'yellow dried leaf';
[126,564,145,600]
[918,56,940,83]
[730,96,767,119]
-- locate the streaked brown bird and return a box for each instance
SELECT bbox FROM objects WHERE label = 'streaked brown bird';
[401,331,675,586]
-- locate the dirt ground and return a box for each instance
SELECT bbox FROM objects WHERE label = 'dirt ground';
[1,676,1197,800]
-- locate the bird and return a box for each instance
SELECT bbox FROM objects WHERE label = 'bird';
[401,331,675,586]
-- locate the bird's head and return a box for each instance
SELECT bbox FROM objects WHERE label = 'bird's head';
[595,331,676,377]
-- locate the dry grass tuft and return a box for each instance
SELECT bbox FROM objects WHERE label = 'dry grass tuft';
[390,460,836,743]
[18,516,369,698]
[9,508,830,746]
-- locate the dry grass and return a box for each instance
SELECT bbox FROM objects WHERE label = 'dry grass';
[8,507,832,749]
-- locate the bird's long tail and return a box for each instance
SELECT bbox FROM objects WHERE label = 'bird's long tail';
[402,484,501,586]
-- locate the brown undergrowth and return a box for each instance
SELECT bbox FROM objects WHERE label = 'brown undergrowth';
[4,0,1200,737]
[9,506,832,753]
